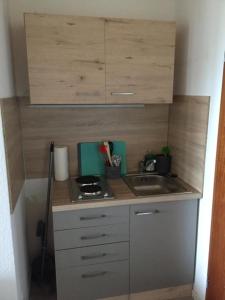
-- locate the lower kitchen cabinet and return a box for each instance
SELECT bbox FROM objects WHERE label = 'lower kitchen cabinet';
[130,200,198,293]
[53,200,198,299]
[56,260,129,300]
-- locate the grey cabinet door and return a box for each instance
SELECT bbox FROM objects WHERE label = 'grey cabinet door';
[130,200,198,292]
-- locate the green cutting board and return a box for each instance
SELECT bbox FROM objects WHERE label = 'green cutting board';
[78,141,127,176]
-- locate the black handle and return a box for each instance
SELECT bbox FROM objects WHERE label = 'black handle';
[81,253,107,260]
[108,141,114,156]
[135,209,160,216]
[80,233,108,240]
[81,271,107,279]
[80,214,106,221]
[50,141,54,153]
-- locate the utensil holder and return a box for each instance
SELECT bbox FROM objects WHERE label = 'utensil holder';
[105,165,121,179]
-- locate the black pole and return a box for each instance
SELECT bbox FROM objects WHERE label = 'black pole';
[40,141,54,281]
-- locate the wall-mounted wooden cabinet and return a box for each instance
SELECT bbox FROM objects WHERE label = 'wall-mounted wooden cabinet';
[105,19,176,104]
[25,14,106,104]
[25,14,176,105]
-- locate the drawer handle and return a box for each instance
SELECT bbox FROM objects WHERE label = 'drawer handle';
[81,253,107,260]
[80,233,108,240]
[111,92,135,96]
[80,214,106,221]
[81,271,107,279]
[135,210,160,216]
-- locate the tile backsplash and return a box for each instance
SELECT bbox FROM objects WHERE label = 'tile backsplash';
[1,98,25,211]
[168,95,210,192]
[19,98,169,178]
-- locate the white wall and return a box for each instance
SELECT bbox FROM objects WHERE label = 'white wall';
[0,0,15,97]
[0,0,30,299]
[174,0,225,299]
[8,0,176,96]
[0,0,18,299]
[0,107,18,300]
[11,189,30,300]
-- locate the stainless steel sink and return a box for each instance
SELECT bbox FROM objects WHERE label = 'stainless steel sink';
[123,174,189,196]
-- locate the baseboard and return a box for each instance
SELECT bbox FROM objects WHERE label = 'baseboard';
[99,284,193,300]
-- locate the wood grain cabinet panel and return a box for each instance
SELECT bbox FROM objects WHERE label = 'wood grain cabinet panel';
[105,18,176,104]
[25,14,106,104]
[25,14,176,104]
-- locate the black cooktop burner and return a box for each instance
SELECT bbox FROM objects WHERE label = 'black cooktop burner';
[76,175,100,186]
[70,176,114,202]
[80,185,102,196]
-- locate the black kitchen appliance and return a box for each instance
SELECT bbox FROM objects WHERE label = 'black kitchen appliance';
[156,154,172,175]
[70,175,114,202]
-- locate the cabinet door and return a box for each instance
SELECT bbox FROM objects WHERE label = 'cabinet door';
[105,18,176,104]
[130,200,198,292]
[25,14,105,104]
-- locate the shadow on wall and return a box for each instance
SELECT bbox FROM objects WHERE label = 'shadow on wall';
[25,178,54,261]
[174,23,189,94]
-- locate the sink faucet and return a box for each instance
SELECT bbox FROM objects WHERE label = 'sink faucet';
[145,159,156,172]
[139,159,156,173]
[139,160,145,173]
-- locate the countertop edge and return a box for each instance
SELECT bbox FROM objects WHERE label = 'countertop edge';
[52,191,202,212]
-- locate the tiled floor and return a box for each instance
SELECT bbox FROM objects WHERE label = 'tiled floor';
[30,294,192,300]
[30,284,193,300]
[30,282,56,300]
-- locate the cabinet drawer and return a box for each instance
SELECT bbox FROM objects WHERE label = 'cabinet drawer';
[56,260,129,300]
[53,206,129,230]
[54,223,129,250]
[55,242,129,269]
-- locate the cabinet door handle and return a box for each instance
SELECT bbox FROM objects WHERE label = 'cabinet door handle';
[135,209,159,216]
[111,92,135,96]
[80,214,106,221]
[80,233,108,240]
[81,271,107,279]
[81,253,107,260]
